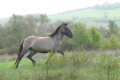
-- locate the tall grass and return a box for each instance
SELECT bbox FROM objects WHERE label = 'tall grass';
[0,50,120,80]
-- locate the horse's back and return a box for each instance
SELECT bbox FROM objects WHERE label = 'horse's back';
[23,35,54,52]
[23,36,39,49]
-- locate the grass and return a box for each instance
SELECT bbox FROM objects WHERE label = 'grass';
[49,8,120,21]
[49,8,120,26]
[0,51,120,80]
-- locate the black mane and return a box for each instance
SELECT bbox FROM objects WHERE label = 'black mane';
[49,26,61,37]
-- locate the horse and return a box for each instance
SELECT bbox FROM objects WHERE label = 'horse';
[14,23,73,68]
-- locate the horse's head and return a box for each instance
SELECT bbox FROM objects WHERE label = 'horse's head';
[59,23,73,38]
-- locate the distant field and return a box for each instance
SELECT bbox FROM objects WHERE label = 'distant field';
[49,8,120,26]
[0,7,120,26]
[49,8,120,20]
[0,51,120,80]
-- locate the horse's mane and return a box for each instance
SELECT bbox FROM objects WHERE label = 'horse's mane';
[49,26,61,37]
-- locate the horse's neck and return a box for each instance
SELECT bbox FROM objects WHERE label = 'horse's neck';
[54,31,63,42]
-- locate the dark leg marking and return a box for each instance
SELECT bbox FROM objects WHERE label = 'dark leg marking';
[16,54,24,68]
[56,49,64,55]
[27,49,37,66]
[16,49,28,68]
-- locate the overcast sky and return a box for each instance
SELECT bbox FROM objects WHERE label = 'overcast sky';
[0,0,120,18]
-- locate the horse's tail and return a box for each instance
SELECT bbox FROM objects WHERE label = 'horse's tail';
[14,40,24,66]
[18,40,24,57]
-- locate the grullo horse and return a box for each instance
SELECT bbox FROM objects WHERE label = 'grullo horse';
[15,23,73,68]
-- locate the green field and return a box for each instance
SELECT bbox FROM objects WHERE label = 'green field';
[49,8,120,21]
[0,51,120,80]
[48,8,120,26]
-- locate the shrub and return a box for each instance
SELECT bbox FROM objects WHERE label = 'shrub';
[109,35,119,49]
[102,39,111,49]
[60,36,73,51]
[0,35,17,48]
[89,27,102,49]
[70,22,90,48]
[0,46,18,55]
[102,35,120,49]
[0,49,6,55]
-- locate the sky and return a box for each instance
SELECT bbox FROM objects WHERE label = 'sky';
[0,0,120,18]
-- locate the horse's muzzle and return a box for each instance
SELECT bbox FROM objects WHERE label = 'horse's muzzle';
[66,29,73,38]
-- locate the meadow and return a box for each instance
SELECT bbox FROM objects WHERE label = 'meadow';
[0,50,120,80]
[0,3,120,80]
[49,8,120,21]
[0,2,120,80]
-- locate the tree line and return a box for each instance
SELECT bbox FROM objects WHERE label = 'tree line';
[0,14,56,49]
[61,20,120,50]
[0,14,119,55]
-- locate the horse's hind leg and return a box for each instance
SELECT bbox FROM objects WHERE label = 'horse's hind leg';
[16,49,28,68]
[27,50,37,66]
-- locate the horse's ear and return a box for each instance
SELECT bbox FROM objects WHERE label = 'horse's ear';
[63,22,65,25]
[63,22,69,25]
[66,22,69,25]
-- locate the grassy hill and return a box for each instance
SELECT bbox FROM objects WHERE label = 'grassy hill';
[49,3,120,26]
[0,3,120,26]
[49,8,120,20]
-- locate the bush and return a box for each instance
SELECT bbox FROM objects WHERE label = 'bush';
[102,39,111,49]
[0,49,6,55]
[89,27,102,49]
[109,35,119,49]
[70,22,90,48]
[0,46,18,55]
[60,37,73,51]
[102,35,120,49]
[0,35,17,48]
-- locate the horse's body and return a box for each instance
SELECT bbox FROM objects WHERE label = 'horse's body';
[15,23,73,68]
[24,36,54,52]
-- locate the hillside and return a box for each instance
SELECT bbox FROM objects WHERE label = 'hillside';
[49,8,120,20]
[49,3,120,26]
[0,3,120,26]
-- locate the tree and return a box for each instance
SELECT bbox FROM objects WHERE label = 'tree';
[71,22,90,47]
[25,15,36,36]
[8,15,26,42]
[37,14,50,36]
[89,27,102,49]
[0,25,6,38]
[107,20,118,37]
[97,26,107,38]
[39,14,49,25]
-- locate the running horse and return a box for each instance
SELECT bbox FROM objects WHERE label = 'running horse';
[15,23,73,68]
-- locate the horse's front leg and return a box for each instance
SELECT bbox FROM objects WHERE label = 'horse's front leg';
[56,49,64,55]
